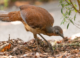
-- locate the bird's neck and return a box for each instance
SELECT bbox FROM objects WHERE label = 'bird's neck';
[46,26,53,33]
[46,26,56,36]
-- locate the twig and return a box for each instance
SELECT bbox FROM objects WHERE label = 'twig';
[74,23,80,29]
[77,0,80,11]
[70,0,80,13]
[11,45,23,52]
[8,34,10,41]
[10,45,25,55]
[65,0,70,4]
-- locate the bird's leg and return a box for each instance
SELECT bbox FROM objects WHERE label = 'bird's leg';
[34,34,40,52]
[38,34,54,55]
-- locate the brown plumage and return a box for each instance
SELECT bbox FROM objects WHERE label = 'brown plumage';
[0,11,22,21]
[0,5,64,55]
[20,5,54,29]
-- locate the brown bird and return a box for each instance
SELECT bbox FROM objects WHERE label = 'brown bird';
[0,5,64,54]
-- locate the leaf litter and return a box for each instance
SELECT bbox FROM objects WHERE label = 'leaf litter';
[0,35,80,58]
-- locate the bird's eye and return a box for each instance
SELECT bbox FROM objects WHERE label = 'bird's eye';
[55,30,59,34]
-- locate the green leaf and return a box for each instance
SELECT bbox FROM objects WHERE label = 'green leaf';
[61,8,63,14]
[74,4,77,7]
[68,0,70,2]
[61,4,64,8]
[65,3,69,6]
[69,19,74,24]
[74,9,77,13]
[74,14,76,21]
[69,10,71,15]
[61,21,64,25]
[67,23,70,29]
[61,18,66,25]
[63,18,66,22]
[60,0,62,3]
[61,20,64,24]
[60,0,65,3]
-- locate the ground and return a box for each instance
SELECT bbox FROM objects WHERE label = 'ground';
[0,36,80,58]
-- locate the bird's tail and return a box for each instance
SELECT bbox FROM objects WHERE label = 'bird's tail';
[0,11,22,22]
[0,11,10,22]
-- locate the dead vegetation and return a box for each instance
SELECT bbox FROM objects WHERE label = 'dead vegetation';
[0,35,80,58]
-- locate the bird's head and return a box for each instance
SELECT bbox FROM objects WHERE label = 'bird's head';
[47,26,64,38]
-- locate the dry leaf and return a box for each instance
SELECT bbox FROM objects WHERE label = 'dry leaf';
[1,44,11,52]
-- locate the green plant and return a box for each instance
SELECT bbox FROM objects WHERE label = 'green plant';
[4,0,9,7]
[59,0,80,29]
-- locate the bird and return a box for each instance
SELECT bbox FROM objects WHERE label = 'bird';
[0,5,64,55]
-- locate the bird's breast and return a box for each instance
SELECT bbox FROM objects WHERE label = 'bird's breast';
[22,21,46,34]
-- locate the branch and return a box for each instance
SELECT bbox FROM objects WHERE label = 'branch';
[65,0,70,4]
[70,0,80,13]
[77,0,80,11]
[74,23,80,29]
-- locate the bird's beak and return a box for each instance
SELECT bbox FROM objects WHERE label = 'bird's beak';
[58,33,64,39]
[60,34,64,39]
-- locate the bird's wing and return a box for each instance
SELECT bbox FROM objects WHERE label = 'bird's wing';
[20,5,54,30]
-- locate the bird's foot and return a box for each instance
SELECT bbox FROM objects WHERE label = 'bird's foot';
[48,42,54,55]
[38,34,54,55]
[34,39,41,53]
